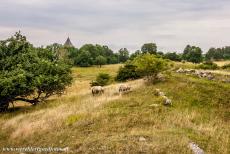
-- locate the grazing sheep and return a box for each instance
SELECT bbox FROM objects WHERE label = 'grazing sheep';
[91,86,104,96]
[163,97,172,106]
[155,89,161,96]
[119,84,131,93]
[159,92,165,96]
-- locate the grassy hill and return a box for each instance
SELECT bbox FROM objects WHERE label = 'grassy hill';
[0,64,229,154]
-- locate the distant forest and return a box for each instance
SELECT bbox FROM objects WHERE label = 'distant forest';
[48,41,230,67]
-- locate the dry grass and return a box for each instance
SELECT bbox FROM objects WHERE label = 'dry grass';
[214,60,230,67]
[0,64,230,154]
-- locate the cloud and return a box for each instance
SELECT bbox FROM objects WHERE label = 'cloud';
[0,0,230,52]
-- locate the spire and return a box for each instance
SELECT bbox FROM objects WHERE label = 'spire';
[64,37,74,47]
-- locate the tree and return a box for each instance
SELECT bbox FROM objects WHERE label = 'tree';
[118,48,129,63]
[182,45,203,63]
[95,55,107,67]
[164,52,182,61]
[0,32,72,112]
[206,47,230,60]
[141,43,157,54]
[205,48,216,60]
[75,44,118,66]
[129,50,141,60]
[75,50,93,67]
[132,53,168,81]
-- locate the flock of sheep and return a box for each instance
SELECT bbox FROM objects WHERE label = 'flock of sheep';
[91,84,173,107]
[91,84,131,96]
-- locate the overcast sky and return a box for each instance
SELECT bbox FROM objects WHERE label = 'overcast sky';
[0,0,230,53]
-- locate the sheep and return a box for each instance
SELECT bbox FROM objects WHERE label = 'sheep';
[163,96,172,106]
[91,86,104,96]
[119,84,131,93]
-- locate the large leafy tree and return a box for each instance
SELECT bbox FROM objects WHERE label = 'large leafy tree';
[76,44,118,66]
[164,52,182,62]
[0,32,72,111]
[95,55,107,67]
[132,53,168,81]
[75,50,93,67]
[206,47,230,60]
[141,43,157,55]
[182,45,203,63]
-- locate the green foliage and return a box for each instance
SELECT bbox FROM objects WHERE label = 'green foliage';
[0,32,72,111]
[206,47,230,60]
[141,43,157,55]
[198,61,219,70]
[75,44,119,66]
[75,50,93,67]
[118,48,129,63]
[164,52,182,61]
[182,45,203,63]
[132,53,169,80]
[116,64,141,81]
[91,73,111,87]
[116,54,168,82]
[129,50,141,60]
[95,55,107,67]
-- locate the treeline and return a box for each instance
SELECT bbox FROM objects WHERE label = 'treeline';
[47,44,129,67]
[48,42,230,67]
[160,45,230,63]
[205,47,230,60]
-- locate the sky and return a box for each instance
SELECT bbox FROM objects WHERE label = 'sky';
[0,0,230,53]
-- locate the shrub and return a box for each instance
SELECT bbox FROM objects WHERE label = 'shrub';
[222,63,230,70]
[132,53,169,81]
[91,73,111,87]
[198,61,218,70]
[116,64,141,81]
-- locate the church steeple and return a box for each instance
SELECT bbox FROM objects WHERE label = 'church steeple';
[64,37,74,47]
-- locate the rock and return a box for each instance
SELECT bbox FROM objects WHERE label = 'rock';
[139,137,146,142]
[189,142,204,154]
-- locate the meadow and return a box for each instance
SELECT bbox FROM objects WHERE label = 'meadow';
[0,63,229,154]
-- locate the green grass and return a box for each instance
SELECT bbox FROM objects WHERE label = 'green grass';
[72,64,122,81]
[0,63,230,154]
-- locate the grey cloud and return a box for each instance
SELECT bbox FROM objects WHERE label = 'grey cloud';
[0,0,230,52]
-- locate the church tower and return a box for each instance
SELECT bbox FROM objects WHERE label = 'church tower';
[64,37,74,47]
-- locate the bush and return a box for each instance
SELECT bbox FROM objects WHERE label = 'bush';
[198,61,219,70]
[132,53,169,81]
[222,63,230,70]
[91,73,111,87]
[116,64,141,81]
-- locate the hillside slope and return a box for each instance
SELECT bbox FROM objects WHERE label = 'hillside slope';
[0,64,229,154]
